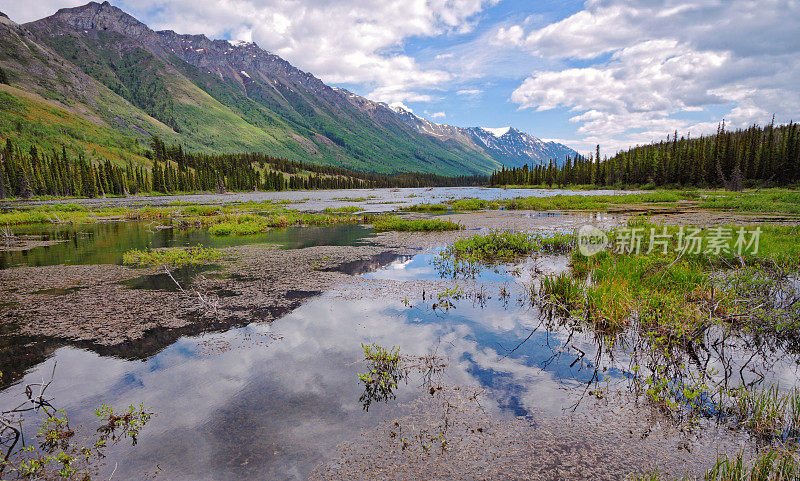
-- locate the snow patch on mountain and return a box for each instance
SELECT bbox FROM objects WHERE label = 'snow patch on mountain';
[481,127,511,138]
[389,102,412,114]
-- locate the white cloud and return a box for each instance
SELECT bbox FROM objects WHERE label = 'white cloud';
[389,101,412,113]
[456,89,482,98]
[137,0,496,104]
[4,0,498,105]
[504,0,800,152]
[430,111,446,119]
[0,0,85,24]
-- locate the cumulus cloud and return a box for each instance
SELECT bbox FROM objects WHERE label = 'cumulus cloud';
[5,0,497,105]
[430,111,446,119]
[145,0,498,104]
[0,0,86,24]
[503,0,800,152]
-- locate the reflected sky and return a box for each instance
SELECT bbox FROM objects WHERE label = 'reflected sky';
[0,283,621,480]
[2,247,799,480]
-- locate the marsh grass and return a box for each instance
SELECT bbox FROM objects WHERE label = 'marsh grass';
[540,272,585,314]
[401,203,449,212]
[730,385,789,438]
[433,231,574,279]
[441,230,573,264]
[323,206,363,214]
[447,198,499,211]
[207,212,362,235]
[633,447,800,480]
[504,191,698,211]
[122,246,222,267]
[372,216,462,232]
[699,190,800,214]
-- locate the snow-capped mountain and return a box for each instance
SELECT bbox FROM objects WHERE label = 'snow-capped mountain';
[384,105,577,167]
[468,127,577,168]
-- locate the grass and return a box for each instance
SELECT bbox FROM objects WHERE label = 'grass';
[447,198,501,211]
[698,190,800,214]
[401,203,449,212]
[729,386,800,439]
[441,230,574,263]
[504,191,699,211]
[372,216,462,232]
[631,447,800,480]
[540,272,585,313]
[122,246,222,267]
[206,211,362,235]
[323,206,363,214]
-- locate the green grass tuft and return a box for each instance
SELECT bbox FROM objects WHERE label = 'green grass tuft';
[372,216,462,232]
[122,246,222,267]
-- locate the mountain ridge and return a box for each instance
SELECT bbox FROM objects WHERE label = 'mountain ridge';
[1,1,577,175]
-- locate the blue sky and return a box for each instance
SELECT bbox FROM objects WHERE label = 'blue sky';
[4,0,798,155]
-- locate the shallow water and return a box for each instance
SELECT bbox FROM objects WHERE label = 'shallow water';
[1,186,636,213]
[0,222,375,269]
[3,246,797,480]
[0,281,612,480]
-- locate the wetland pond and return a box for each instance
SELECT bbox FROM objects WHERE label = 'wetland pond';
[1,190,798,480]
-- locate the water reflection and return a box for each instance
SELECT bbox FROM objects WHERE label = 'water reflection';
[0,283,626,480]
[2,249,799,479]
[0,223,375,269]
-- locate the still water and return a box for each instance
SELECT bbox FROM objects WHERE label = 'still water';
[2,246,798,480]
[0,222,375,269]
[0,186,636,213]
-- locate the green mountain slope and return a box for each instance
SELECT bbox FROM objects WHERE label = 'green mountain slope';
[1,3,573,176]
[5,2,500,175]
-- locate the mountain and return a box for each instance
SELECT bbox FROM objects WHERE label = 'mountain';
[468,127,577,168]
[382,104,576,167]
[0,2,576,175]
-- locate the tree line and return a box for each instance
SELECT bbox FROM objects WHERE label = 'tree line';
[0,136,486,199]
[490,121,800,190]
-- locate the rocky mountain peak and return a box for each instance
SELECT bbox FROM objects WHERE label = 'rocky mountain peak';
[0,11,15,26]
[46,1,151,39]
